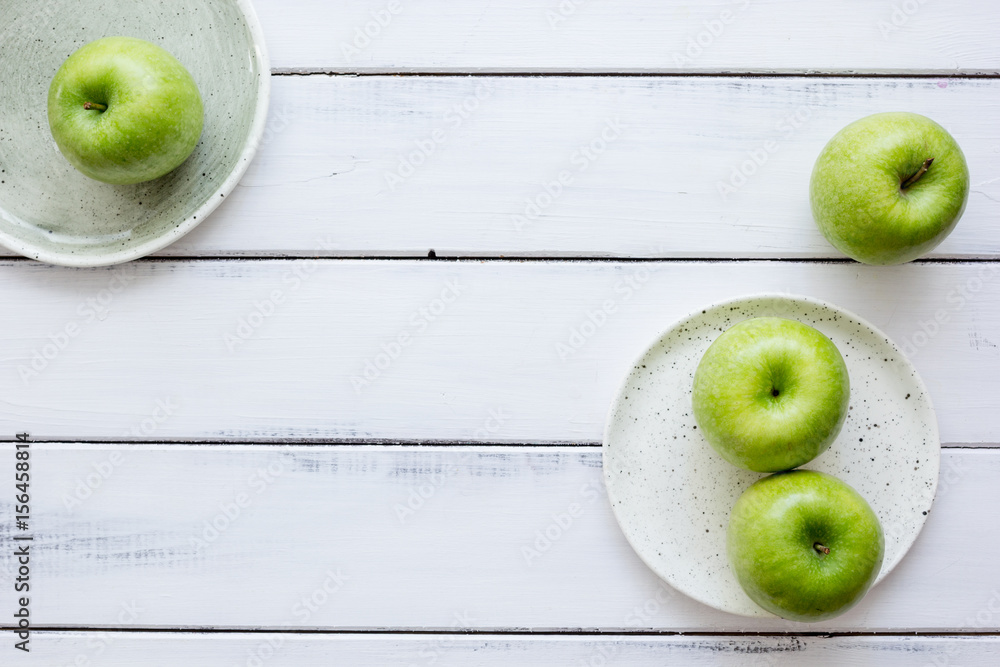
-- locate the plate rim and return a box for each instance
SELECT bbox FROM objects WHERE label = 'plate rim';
[0,0,272,267]
[601,291,941,618]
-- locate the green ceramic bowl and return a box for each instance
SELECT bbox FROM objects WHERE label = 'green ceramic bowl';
[0,0,270,266]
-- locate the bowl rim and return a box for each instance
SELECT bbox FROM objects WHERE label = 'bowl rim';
[0,0,272,267]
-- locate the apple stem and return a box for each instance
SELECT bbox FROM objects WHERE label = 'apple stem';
[83,102,107,112]
[813,542,831,555]
[901,158,934,189]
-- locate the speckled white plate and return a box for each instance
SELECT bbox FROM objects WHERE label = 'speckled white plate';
[603,294,939,618]
[0,0,269,266]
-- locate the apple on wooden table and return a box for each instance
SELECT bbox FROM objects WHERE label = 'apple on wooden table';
[810,112,970,265]
[692,317,850,473]
[727,469,885,622]
[48,36,204,185]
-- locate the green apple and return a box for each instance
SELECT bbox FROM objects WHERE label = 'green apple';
[727,470,884,622]
[692,317,849,472]
[48,37,204,185]
[810,112,969,265]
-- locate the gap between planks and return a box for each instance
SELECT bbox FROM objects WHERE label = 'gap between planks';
[2,256,1000,264]
[7,627,1000,637]
[0,440,990,448]
[268,70,1000,78]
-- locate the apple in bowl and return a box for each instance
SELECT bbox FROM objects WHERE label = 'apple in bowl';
[47,36,204,185]
[727,469,885,622]
[692,317,850,472]
[810,112,969,265]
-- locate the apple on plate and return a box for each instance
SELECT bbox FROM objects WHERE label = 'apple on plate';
[48,36,204,185]
[727,469,885,622]
[810,112,970,265]
[692,317,849,472]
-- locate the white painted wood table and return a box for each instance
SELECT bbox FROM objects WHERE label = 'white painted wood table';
[3,1,1000,664]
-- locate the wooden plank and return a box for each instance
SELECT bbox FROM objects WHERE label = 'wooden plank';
[7,76,1000,259]
[0,446,996,631]
[252,0,1000,73]
[7,633,1000,665]
[9,73,1000,254]
[18,76,990,259]
[1,260,998,443]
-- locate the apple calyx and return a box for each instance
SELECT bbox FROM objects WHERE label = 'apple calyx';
[900,158,934,190]
[813,542,831,556]
[83,102,107,112]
